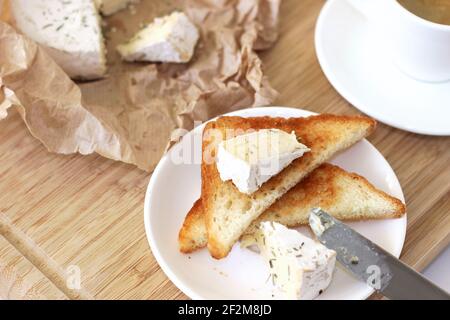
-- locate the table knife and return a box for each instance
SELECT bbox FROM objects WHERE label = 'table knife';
[309,208,450,300]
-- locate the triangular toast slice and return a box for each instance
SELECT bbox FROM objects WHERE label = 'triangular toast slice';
[179,163,405,253]
[201,115,376,259]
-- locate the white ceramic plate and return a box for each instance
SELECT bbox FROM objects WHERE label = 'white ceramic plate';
[144,106,407,300]
[315,0,450,136]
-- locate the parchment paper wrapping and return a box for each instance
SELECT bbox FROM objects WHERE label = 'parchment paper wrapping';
[0,0,280,171]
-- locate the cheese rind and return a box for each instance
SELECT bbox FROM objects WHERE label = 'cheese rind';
[256,222,336,300]
[117,11,199,63]
[10,0,106,80]
[216,129,310,194]
[94,0,140,15]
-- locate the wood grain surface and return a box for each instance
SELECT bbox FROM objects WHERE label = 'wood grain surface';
[0,0,449,300]
[0,236,66,299]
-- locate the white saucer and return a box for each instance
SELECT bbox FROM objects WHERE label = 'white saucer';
[144,106,407,300]
[315,0,450,136]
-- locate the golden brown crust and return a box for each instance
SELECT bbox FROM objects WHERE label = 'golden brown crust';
[178,199,204,253]
[200,115,376,258]
[263,163,406,221]
[251,163,406,228]
[336,166,406,218]
[179,163,406,253]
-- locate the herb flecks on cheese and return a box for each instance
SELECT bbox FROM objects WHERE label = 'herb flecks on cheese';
[11,0,107,80]
[256,222,336,300]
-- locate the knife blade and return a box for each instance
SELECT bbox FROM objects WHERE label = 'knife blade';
[308,208,450,300]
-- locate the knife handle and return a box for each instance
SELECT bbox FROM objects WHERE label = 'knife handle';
[381,256,450,300]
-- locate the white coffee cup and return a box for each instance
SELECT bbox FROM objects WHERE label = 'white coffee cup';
[347,0,450,83]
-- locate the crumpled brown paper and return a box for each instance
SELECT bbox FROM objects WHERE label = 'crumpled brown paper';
[0,0,280,171]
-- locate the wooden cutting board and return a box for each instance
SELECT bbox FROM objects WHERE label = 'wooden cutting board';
[0,236,67,299]
[0,0,449,300]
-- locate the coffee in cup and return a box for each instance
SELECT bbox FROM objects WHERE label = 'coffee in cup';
[397,0,450,25]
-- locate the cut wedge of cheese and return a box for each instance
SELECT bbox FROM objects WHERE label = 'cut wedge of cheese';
[117,11,199,63]
[201,115,376,259]
[178,163,406,254]
[216,129,310,194]
[256,222,336,300]
[10,0,107,80]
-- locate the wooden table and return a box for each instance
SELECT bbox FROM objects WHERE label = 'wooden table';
[0,0,449,300]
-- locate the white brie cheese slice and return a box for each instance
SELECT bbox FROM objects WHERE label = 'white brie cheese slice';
[10,0,107,80]
[216,129,310,194]
[94,0,140,16]
[117,11,199,63]
[256,222,336,300]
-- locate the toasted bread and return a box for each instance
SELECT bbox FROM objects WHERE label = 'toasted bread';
[201,115,376,259]
[179,199,207,253]
[179,164,406,253]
